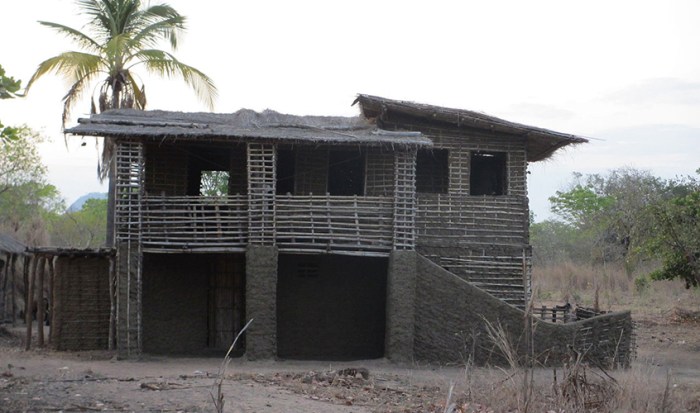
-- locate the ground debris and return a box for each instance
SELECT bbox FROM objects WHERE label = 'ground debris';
[671,307,700,324]
[140,380,187,391]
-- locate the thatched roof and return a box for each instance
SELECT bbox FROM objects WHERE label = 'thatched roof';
[66,108,432,148]
[355,94,588,162]
[0,234,27,255]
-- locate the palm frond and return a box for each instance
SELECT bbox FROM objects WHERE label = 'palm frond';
[137,4,186,49]
[131,14,186,50]
[125,71,147,109]
[38,21,101,53]
[27,52,104,92]
[130,49,217,109]
[77,0,115,41]
[62,71,102,128]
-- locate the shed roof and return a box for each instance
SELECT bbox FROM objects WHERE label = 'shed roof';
[0,234,27,255]
[30,247,114,257]
[355,94,588,162]
[66,108,432,148]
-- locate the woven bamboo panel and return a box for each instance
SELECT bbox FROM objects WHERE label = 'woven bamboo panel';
[416,194,529,246]
[365,150,395,197]
[144,143,188,196]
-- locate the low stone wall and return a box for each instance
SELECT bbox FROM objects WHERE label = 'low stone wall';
[414,253,634,367]
[52,256,111,351]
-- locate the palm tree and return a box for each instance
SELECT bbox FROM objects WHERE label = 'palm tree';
[28,0,216,126]
[27,0,218,245]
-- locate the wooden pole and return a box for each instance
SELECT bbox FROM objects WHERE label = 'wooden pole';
[22,256,29,323]
[48,256,55,345]
[37,256,46,347]
[52,257,62,350]
[108,255,115,351]
[1,253,8,322]
[11,254,18,327]
[25,256,38,351]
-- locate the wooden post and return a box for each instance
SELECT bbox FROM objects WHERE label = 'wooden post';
[25,256,38,351]
[36,256,45,346]
[11,254,18,327]
[108,255,115,351]
[52,257,62,349]
[1,253,8,322]
[47,256,55,345]
[22,255,29,324]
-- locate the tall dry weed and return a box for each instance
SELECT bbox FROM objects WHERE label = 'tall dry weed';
[533,261,700,316]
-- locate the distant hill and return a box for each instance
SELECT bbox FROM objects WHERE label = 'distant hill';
[68,192,108,212]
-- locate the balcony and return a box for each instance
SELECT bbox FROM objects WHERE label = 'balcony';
[135,195,394,255]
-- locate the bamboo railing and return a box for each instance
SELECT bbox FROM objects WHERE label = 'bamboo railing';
[141,196,249,251]
[138,194,395,255]
[275,195,394,256]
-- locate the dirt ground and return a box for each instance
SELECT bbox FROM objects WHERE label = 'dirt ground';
[1,314,699,413]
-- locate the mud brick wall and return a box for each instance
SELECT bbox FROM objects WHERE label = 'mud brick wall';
[141,254,209,354]
[385,251,417,361]
[277,254,388,360]
[413,253,634,367]
[52,256,110,351]
[245,245,278,359]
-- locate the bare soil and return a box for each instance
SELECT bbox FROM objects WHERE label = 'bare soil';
[1,314,699,412]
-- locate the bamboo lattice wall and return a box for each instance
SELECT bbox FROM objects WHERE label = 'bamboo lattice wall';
[114,141,144,355]
[247,143,276,245]
[393,150,416,250]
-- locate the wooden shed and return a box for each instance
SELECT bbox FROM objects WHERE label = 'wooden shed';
[0,233,27,326]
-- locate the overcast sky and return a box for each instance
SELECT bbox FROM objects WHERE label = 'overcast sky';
[2,0,699,219]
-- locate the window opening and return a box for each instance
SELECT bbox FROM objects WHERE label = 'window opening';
[186,145,233,196]
[200,170,230,196]
[416,149,449,194]
[470,151,507,195]
[276,148,296,195]
[327,150,365,196]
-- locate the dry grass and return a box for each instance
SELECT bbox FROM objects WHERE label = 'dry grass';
[532,261,700,318]
[433,266,700,413]
[437,363,693,413]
